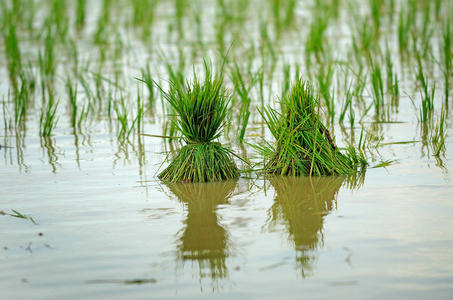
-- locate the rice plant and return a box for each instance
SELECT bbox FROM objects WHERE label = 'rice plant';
[94,0,112,45]
[157,63,240,183]
[317,62,335,124]
[13,81,30,128]
[385,44,399,105]
[3,9,22,92]
[66,77,88,132]
[131,0,157,40]
[259,79,367,176]
[40,99,59,137]
[139,64,156,109]
[66,77,78,129]
[442,20,451,107]
[397,2,415,57]
[339,85,353,126]
[229,61,255,143]
[268,0,297,36]
[38,22,56,85]
[431,105,447,157]
[416,56,435,123]
[75,0,86,30]
[114,96,131,140]
[305,13,329,65]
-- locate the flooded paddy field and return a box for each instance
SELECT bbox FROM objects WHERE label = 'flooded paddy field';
[1,0,453,299]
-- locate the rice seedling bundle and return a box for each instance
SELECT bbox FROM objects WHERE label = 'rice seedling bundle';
[158,65,239,183]
[261,78,366,176]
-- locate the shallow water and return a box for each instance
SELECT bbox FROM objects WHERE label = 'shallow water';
[1,0,453,299]
[1,131,452,299]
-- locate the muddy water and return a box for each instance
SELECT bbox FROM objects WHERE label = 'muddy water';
[1,0,453,299]
[1,133,452,299]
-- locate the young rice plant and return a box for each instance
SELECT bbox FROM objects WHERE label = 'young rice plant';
[158,64,240,183]
[259,78,367,176]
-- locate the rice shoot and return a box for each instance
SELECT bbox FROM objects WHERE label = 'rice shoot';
[260,78,367,176]
[158,64,239,183]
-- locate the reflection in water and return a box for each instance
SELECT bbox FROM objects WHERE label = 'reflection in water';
[15,132,27,172]
[73,132,81,169]
[41,136,60,173]
[268,176,344,277]
[166,180,237,282]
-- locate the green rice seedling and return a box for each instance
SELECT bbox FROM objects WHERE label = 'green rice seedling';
[38,22,56,85]
[398,0,416,58]
[175,0,187,39]
[259,21,276,63]
[160,56,186,142]
[421,6,434,58]
[416,55,435,122]
[385,45,399,106]
[284,0,297,27]
[346,85,356,129]
[431,105,447,157]
[66,76,88,132]
[270,0,282,34]
[131,0,157,40]
[76,68,94,102]
[157,64,240,183]
[315,0,340,20]
[94,0,112,45]
[139,64,156,109]
[17,0,37,35]
[131,0,156,26]
[339,85,353,125]
[113,96,130,140]
[387,0,396,24]
[75,0,86,31]
[317,62,335,124]
[305,14,329,66]
[433,0,442,20]
[94,73,105,106]
[50,0,69,39]
[134,87,145,135]
[256,67,265,109]
[192,0,203,50]
[369,0,383,34]
[281,63,291,99]
[1,209,37,225]
[442,20,451,107]
[260,79,366,176]
[418,81,435,123]
[39,99,59,137]
[13,84,26,127]
[66,77,78,129]
[11,67,35,130]
[369,57,385,120]
[352,16,378,57]
[2,96,11,134]
[214,0,231,53]
[3,9,22,92]
[268,0,297,36]
[229,61,256,143]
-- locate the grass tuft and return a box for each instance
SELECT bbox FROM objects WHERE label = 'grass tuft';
[158,63,239,183]
[259,78,367,176]
[431,105,447,157]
